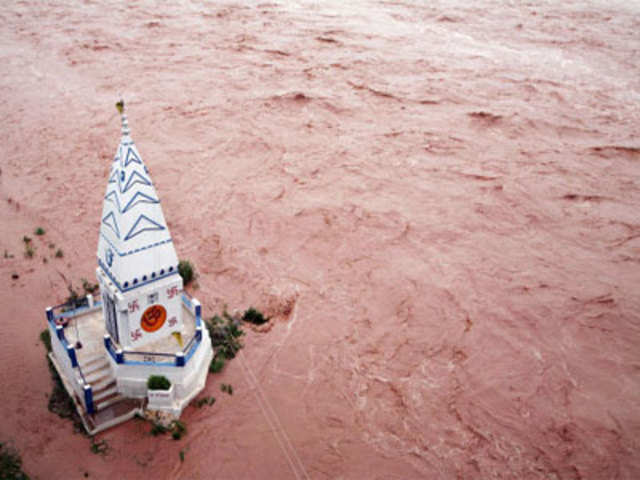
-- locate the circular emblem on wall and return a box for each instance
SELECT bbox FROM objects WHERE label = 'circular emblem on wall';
[141,304,167,333]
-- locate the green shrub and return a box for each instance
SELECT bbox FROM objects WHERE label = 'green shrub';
[24,244,34,258]
[150,420,185,440]
[179,450,185,462]
[170,420,186,440]
[147,375,171,391]
[22,236,31,244]
[209,355,225,373]
[40,329,51,353]
[178,260,195,286]
[150,423,168,436]
[0,442,28,480]
[205,312,244,365]
[195,396,216,408]
[89,438,108,455]
[55,248,63,258]
[35,227,45,236]
[242,307,268,325]
[81,278,99,294]
[64,285,88,310]
[220,383,233,395]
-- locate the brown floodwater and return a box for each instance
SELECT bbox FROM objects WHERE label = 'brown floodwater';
[1,0,639,478]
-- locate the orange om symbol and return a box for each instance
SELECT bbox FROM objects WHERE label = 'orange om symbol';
[141,305,167,333]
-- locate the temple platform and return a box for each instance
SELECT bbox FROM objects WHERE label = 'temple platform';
[46,293,213,434]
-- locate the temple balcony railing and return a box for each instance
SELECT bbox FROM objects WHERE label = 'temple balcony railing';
[46,294,100,415]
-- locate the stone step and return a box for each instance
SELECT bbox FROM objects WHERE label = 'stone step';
[92,377,116,392]
[93,384,118,402]
[79,354,106,370]
[85,367,112,384]
[82,358,109,376]
[96,394,124,412]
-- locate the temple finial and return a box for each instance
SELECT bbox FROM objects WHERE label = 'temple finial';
[116,99,130,136]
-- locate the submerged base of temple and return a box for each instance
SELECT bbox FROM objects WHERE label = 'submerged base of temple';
[46,292,213,435]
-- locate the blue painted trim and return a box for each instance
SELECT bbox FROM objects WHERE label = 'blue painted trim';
[184,337,201,363]
[106,342,118,363]
[122,191,159,213]
[104,190,159,215]
[84,386,94,415]
[123,146,142,167]
[124,360,176,367]
[124,214,166,241]
[101,211,121,239]
[104,190,122,212]
[67,345,78,367]
[54,302,102,320]
[175,353,185,367]
[121,170,152,194]
[99,233,172,257]
[98,258,179,293]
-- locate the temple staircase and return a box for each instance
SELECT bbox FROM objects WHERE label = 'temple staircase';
[77,354,142,434]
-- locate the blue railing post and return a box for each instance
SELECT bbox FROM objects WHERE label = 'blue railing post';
[194,299,201,318]
[103,334,111,350]
[46,307,54,323]
[67,344,78,367]
[116,349,124,364]
[175,352,185,367]
[56,324,64,340]
[83,384,95,415]
[195,326,202,342]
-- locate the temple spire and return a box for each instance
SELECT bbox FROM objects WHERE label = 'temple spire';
[116,99,130,137]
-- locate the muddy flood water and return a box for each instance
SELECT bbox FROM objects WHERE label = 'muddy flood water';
[1,0,639,478]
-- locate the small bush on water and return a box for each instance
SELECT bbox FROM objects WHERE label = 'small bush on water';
[242,307,269,325]
[150,423,168,436]
[0,442,29,480]
[89,437,108,455]
[205,311,244,374]
[40,329,51,353]
[194,396,216,408]
[170,420,186,440]
[220,383,233,395]
[81,278,99,295]
[149,420,186,440]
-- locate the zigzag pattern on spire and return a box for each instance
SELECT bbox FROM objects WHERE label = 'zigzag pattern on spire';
[124,214,166,241]
[119,170,152,194]
[105,190,159,214]
[123,147,142,167]
[102,211,121,239]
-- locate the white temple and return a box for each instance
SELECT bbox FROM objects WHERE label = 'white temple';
[46,103,213,433]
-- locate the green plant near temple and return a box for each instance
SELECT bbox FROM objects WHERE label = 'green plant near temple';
[178,259,195,286]
[147,375,171,391]
[0,442,29,480]
[205,311,245,374]
[242,307,269,325]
